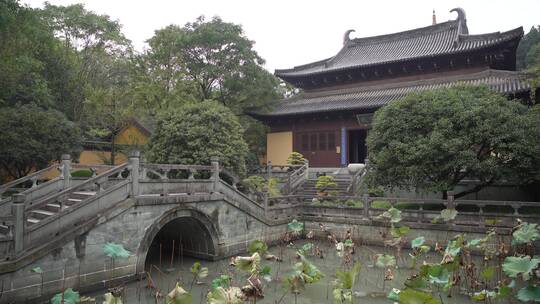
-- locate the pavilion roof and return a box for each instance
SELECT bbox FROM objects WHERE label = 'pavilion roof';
[275,15,523,79]
[253,69,531,118]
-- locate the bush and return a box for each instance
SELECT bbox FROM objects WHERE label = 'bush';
[315,175,337,195]
[71,169,93,178]
[146,101,249,176]
[0,105,80,181]
[242,175,281,197]
[367,85,538,198]
[286,152,307,166]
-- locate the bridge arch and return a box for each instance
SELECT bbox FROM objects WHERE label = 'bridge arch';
[135,207,220,273]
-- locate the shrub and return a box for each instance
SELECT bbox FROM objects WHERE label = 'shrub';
[315,175,337,195]
[286,152,307,166]
[71,169,93,178]
[146,101,248,176]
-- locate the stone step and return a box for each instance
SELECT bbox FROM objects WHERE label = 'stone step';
[26,217,40,225]
[44,203,61,212]
[0,224,9,234]
[31,209,55,219]
[67,198,83,204]
[72,191,97,196]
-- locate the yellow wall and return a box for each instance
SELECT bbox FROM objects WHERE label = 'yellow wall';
[115,125,149,145]
[78,150,127,165]
[266,131,293,165]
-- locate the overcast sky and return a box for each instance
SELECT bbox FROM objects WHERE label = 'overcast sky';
[23,0,540,73]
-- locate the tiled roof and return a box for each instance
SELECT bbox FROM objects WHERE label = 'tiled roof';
[275,19,523,78]
[255,69,530,117]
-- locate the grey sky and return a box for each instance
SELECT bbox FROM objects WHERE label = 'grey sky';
[23,0,540,73]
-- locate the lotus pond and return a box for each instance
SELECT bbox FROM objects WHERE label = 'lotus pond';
[76,212,540,304]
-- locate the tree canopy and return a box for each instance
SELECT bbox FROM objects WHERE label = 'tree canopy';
[146,101,249,176]
[366,85,538,198]
[517,26,540,70]
[0,2,282,176]
[0,105,80,181]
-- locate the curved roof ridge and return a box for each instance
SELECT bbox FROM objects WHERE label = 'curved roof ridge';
[458,26,523,42]
[274,57,330,74]
[349,20,457,46]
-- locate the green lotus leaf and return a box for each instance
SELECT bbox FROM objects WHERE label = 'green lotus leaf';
[411,237,425,249]
[440,209,458,222]
[51,288,80,304]
[480,266,496,281]
[467,239,482,247]
[234,253,261,274]
[190,262,208,279]
[333,288,353,304]
[335,261,362,290]
[502,256,540,281]
[103,242,131,259]
[376,254,396,268]
[471,289,497,302]
[288,219,304,233]
[302,242,314,252]
[103,292,122,304]
[517,285,540,302]
[379,207,402,223]
[248,240,268,255]
[496,281,513,299]
[404,276,430,291]
[295,256,324,284]
[391,226,411,238]
[398,288,441,304]
[512,223,540,246]
[211,275,231,290]
[190,261,201,274]
[387,288,400,301]
[427,265,450,286]
[207,287,244,304]
[419,245,431,253]
[261,265,272,282]
[166,283,192,304]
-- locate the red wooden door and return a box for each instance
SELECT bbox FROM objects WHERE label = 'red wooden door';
[295,131,339,167]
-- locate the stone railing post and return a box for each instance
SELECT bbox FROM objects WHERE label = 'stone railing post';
[362,194,370,219]
[447,191,456,227]
[446,191,455,209]
[12,194,25,255]
[267,161,272,181]
[211,157,220,192]
[129,151,140,196]
[61,154,72,189]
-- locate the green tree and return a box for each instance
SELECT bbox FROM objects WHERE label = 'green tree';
[139,16,282,164]
[40,2,133,121]
[517,26,540,70]
[146,100,248,176]
[139,17,282,111]
[0,0,76,112]
[366,85,538,198]
[0,105,80,181]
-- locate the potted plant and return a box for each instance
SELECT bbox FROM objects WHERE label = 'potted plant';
[315,175,337,197]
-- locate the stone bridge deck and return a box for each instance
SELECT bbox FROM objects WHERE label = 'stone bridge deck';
[0,153,538,303]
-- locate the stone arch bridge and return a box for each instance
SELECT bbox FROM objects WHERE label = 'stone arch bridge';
[0,153,298,302]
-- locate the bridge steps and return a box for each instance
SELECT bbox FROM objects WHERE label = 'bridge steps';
[0,224,8,234]
[25,189,98,226]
